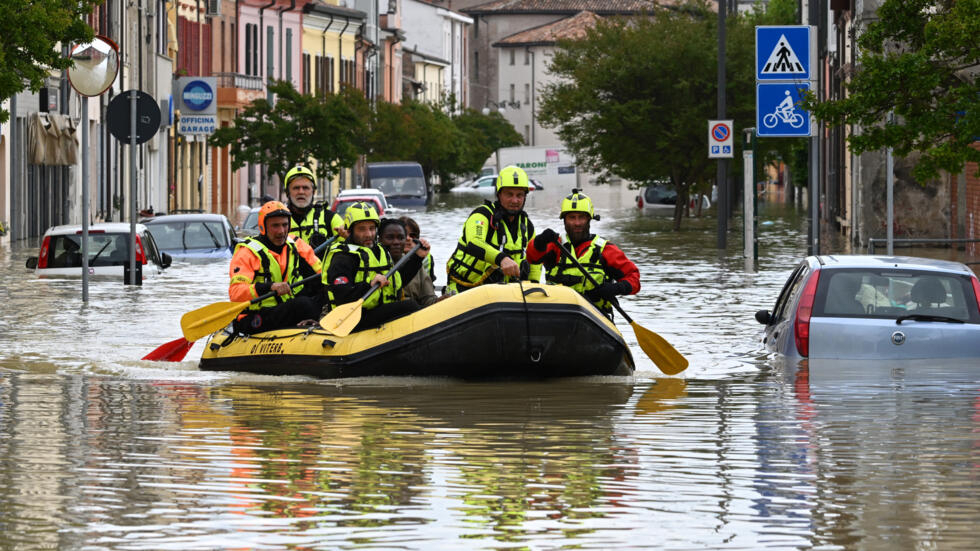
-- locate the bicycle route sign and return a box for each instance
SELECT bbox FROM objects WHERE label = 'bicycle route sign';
[755,25,815,138]
[756,83,811,137]
[708,120,733,158]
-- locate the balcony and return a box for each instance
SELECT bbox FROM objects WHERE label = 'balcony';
[214,72,265,108]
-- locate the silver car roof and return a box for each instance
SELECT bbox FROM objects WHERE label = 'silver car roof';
[813,255,974,275]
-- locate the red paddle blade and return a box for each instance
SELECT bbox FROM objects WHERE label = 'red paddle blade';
[143,337,194,362]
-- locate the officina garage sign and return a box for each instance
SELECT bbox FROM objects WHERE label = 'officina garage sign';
[174,77,217,135]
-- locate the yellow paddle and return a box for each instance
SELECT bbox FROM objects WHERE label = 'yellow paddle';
[319,241,423,337]
[556,241,688,375]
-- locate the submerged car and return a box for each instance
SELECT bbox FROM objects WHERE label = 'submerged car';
[756,255,980,360]
[237,207,260,238]
[26,223,171,280]
[142,213,237,261]
[450,175,542,194]
[331,189,389,217]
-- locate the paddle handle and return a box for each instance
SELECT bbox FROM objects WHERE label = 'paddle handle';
[556,241,633,323]
[247,235,337,304]
[356,241,424,302]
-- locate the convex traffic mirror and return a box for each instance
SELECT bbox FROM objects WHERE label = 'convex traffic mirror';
[67,36,119,97]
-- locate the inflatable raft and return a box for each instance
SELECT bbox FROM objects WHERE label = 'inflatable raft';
[199,283,635,379]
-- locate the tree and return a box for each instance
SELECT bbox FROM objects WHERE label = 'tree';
[804,0,980,181]
[209,81,368,183]
[540,1,761,229]
[0,0,100,122]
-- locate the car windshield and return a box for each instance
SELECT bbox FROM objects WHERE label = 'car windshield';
[47,233,131,267]
[335,200,377,217]
[814,268,979,322]
[644,185,676,204]
[147,221,228,250]
[371,176,426,197]
[244,210,259,230]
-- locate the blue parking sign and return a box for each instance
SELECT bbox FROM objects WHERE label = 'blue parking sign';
[756,83,811,137]
[756,26,814,81]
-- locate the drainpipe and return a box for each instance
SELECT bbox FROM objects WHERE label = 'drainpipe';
[339,17,350,91]
[258,0,276,83]
[258,0,276,198]
[321,13,335,92]
[277,0,296,82]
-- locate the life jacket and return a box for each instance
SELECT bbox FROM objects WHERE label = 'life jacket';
[546,235,612,313]
[289,203,337,249]
[235,237,306,310]
[447,201,532,288]
[325,242,401,310]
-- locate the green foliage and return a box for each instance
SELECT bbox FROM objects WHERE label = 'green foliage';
[209,81,369,182]
[538,0,805,228]
[0,0,100,123]
[804,0,980,181]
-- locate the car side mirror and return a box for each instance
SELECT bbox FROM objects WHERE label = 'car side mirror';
[26,256,38,270]
[755,309,772,325]
[161,252,172,269]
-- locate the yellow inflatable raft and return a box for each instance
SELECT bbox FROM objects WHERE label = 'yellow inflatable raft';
[199,283,635,379]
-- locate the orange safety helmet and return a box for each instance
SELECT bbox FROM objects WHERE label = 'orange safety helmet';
[257,201,292,235]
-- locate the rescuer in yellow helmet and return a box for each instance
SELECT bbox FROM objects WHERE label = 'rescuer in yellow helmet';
[445,165,541,294]
[525,189,639,318]
[282,164,346,255]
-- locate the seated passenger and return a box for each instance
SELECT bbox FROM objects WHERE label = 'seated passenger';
[229,201,324,334]
[380,218,440,307]
[400,215,436,285]
[322,202,431,331]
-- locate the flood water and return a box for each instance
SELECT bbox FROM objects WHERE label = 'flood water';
[1,184,979,549]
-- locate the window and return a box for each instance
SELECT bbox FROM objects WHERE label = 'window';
[285,29,293,82]
[266,26,274,79]
[524,125,530,144]
[302,53,310,93]
[524,49,530,65]
[244,23,253,75]
[509,84,515,103]
[509,50,515,65]
[474,51,479,76]
[524,83,530,104]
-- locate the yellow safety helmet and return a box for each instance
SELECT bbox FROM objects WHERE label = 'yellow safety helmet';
[495,165,530,193]
[283,165,316,191]
[560,189,599,220]
[343,201,380,230]
[257,201,292,235]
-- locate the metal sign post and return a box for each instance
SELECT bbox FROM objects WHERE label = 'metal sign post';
[743,128,757,262]
[755,25,816,257]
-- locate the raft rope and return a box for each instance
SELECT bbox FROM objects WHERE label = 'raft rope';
[517,279,541,363]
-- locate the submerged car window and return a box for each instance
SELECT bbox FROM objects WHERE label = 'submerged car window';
[185,222,228,248]
[244,211,259,230]
[374,176,426,196]
[146,223,183,249]
[772,264,809,323]
[814,269,979,322]
[644,186,677,205]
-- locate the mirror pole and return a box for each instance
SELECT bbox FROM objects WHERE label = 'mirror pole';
[81,96,90,301]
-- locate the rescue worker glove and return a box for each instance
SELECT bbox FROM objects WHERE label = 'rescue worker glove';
[585,281,631,302]
[534,228,560,249]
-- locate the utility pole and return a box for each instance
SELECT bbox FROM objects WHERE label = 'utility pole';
[716,0,728,250]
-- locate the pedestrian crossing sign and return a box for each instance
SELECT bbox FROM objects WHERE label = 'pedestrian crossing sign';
[756,26,814,81]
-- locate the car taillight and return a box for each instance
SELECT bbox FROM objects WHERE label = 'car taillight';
[794,270,821,357]
[37,236,51,269]
[135,235,147,264]
[637,196,643,208]
[971,276,980,315]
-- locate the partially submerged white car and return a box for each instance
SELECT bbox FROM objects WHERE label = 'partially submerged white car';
[26,222,172,281]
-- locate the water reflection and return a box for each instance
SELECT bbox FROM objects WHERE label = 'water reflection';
[4,189,980,549]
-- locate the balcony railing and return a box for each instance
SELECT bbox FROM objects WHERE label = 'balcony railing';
[214,72,264,91]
